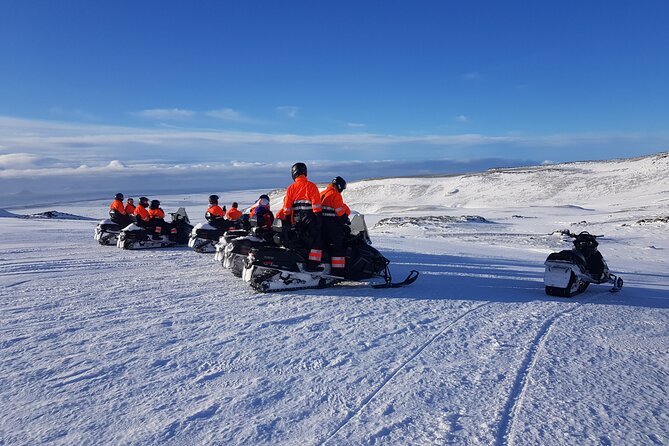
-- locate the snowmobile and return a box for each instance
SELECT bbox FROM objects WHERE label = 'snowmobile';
[217,226,277,277]
[117,208,193,250]
[241,214,419,292]
[94,211,137,246]
[188,218,243,253]
[544,231,623,297]
[94,218,124,245]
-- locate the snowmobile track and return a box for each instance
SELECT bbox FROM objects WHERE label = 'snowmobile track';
[495,296,598,446]
[318,302,491,445]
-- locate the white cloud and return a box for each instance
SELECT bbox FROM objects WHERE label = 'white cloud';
[133,108,195,119]
[347,122,366,128]
[275,106,299,118]
[205,108,257,123]
[107,160,127,169]
[455,115,469,123]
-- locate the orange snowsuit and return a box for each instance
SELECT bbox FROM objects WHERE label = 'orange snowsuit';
[109,199,126,215]
[134,205,150,223]
[206,205,225,219]
[282,175,322,219]
[320,184,348,271]
[148,208,165,219]
[320,184,346,217]
[226,207,242,221]
[283,175,322,263]
[125,203,136,215]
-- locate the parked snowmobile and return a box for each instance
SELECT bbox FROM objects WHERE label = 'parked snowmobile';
[217,226,277,277]
[117,208,193,250]
[188,218,243,253]
[94,219,123,245]
[241,214,418,292]
[544,231,623,297]
[94,211,137,246]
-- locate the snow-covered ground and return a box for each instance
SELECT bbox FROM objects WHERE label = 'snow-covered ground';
[1,154,668,445]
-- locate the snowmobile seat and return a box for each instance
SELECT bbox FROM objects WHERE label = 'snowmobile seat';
[546,250,588,272]
[249,246,305,272]
[223,229,249,243]
[100,221,122,231]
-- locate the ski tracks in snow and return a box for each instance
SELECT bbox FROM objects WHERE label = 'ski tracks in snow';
[318,302,492,445]
[495,295,596,446]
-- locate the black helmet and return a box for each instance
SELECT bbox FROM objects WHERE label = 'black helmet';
[291,162,307,180]
[332,176,347,192]
[150,199,160,209]
[259,194,270,201]
[208,194,219,204]
[115,193,124,201]
[232,202,238,208]
[139,197,149,206]
[127,197,134,203]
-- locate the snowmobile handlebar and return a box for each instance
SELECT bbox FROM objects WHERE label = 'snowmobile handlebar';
[562,231,604,238]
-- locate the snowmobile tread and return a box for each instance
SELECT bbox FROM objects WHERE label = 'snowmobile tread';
[249,268,340,293]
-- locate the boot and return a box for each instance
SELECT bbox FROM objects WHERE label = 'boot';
[305,261,323,272]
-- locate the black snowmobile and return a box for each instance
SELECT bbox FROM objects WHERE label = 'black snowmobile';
[544,231,623,297]
[188,217,244,253]
[94,210,135,246]
[94,219,124,245]
[117,208,193,250]
[217,223,277,277]
[241,214,418,292]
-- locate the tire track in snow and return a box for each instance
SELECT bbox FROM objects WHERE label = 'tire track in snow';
[495,296,596,446]
[318,302,491,446]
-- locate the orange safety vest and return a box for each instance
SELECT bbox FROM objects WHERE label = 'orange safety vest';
[282,175,322,220]
[320,184,346,218]
[226,207,242,221]
[125,203,136,215]
[109,199,126,215]
[148,208,165,219]
[134,205,150,222]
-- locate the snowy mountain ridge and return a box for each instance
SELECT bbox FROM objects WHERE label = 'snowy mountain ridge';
[344,151,669,215]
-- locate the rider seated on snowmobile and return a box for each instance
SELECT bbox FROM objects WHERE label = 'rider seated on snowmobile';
[320,176,349,277]
[109,193,131,227]
[124,198,136,215]
[133,197,151,227]
[226,202,243,221]
[281,162,323,272]
[147,199,174,240]
[205,195,229,228]
[249,194,275,239]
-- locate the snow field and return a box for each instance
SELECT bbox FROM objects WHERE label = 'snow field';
[1,153,668,445]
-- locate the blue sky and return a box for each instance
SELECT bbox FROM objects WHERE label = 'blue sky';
[1,1,668,203]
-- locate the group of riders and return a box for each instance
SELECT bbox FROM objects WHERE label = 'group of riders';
[108,162,351,277]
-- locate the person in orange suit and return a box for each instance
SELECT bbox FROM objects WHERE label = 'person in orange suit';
[124,198,136,215]
[282,162,323,271]
[134,197,150,227]
[320,176,349,277]
[148,199,174,240]
[226,202,243,221]
[109,193,130,226]
[205,195,227,228]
